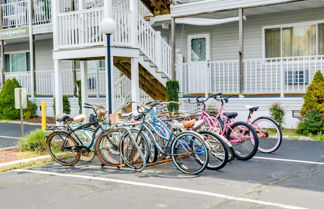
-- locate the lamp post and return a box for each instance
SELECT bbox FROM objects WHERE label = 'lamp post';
[100,18,116,114]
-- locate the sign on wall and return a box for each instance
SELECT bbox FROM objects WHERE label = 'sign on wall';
[0,26,29,40]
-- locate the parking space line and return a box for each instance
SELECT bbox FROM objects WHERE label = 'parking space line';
[254,156,324,165]
[0,136,20,140]
[16,169,307,209]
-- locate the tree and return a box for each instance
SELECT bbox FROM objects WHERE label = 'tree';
[300,70,324,119]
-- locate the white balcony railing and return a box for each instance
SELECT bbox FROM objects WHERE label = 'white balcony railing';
[1,0,51,29]
[33,0,51,25]
[177,56,324,95]
[57,8,134,48]
[1,0,28,28]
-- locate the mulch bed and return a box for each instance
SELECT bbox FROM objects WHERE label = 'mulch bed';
[15,117,56,124]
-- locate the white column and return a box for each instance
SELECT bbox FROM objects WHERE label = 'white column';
[80,61,88,115]
[131,57,139,112]
[28,0,35,100]
[54,59,63,116]
[130,0,138,48]
[104,0,113,18]
[239,8,244,96]
[52,0,59,50]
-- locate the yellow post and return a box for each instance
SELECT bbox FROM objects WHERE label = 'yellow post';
[41,101,46,131]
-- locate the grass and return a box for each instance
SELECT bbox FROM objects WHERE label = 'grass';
[281,129,324,141]
[19,129,48,153]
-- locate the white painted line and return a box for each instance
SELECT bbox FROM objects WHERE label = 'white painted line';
[16,169,307,209]
[0,135,20,140]
[254,156,324,165]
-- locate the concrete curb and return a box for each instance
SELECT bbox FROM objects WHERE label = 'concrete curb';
[0,146,19,151]
[0,155,53,172]
[0,121,42,126]
[283,135,316,141]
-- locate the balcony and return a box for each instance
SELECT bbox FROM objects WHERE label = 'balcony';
[0,0,51,29]
[177,56,324,96]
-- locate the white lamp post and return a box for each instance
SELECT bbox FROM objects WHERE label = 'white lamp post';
[100,18,116,114]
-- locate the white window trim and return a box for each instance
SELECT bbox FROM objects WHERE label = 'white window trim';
[187,33,211,63]
[4,50,30,73]
[262,19,324,59]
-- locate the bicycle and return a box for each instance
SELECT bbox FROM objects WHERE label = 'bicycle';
[187,94,259,161]
[127,101,210,175]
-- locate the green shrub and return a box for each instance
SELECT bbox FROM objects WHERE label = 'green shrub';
[63,95,71,114]
[269,103,285,126]
[0,79,21,119]
[0,79,38,120]
[23,100,38,119]
[19,129,47,153]
[300,70,324,119]
[53,96,71,116]
[296,109,324,135]
[166,80,179,112]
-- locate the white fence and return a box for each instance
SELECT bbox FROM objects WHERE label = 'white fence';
[35,70,53,95]
[177,56,324,95]
[4,71,31,94]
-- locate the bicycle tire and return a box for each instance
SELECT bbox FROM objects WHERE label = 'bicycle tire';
[226,121,259,160]
[198,131,228,170]
[47,131,81,166]
[252,116,282,153]
[171,131,209,175]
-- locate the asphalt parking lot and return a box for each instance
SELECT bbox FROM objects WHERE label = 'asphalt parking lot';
[0,140,323,209]
[0,124,39,148]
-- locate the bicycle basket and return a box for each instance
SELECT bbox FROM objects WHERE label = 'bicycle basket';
[108,113,121,125]
[205,100,220,114]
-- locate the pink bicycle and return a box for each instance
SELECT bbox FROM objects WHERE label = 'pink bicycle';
[213,96,282,153]
[188,94,259,161]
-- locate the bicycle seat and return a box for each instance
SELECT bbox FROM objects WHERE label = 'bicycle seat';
[73,114,86,123]
[56,113,70,122]
[181,119,196,129]
[223,112,238,119]
[246,105,259,112]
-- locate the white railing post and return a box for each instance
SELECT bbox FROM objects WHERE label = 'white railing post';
[280,58,284,97]
[155,31,162,69]
[130,0,138,48]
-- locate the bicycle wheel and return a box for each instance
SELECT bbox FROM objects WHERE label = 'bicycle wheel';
[73,127,97,162]
[47,131,81,166]
[198,131,228,170]
[252,117,282,153]
[120,129,150,169]
[226,121,259,160]
[171,132,209,175]
[95,129,123,166]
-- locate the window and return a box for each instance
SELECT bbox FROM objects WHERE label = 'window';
[264,22,324,58]
[4,52,30,72]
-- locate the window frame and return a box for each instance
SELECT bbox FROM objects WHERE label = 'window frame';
[4,50,30,73]
[262,20,324,59]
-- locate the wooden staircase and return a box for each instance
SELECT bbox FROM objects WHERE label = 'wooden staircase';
[140,0,171,15]
[114,57,167,101]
